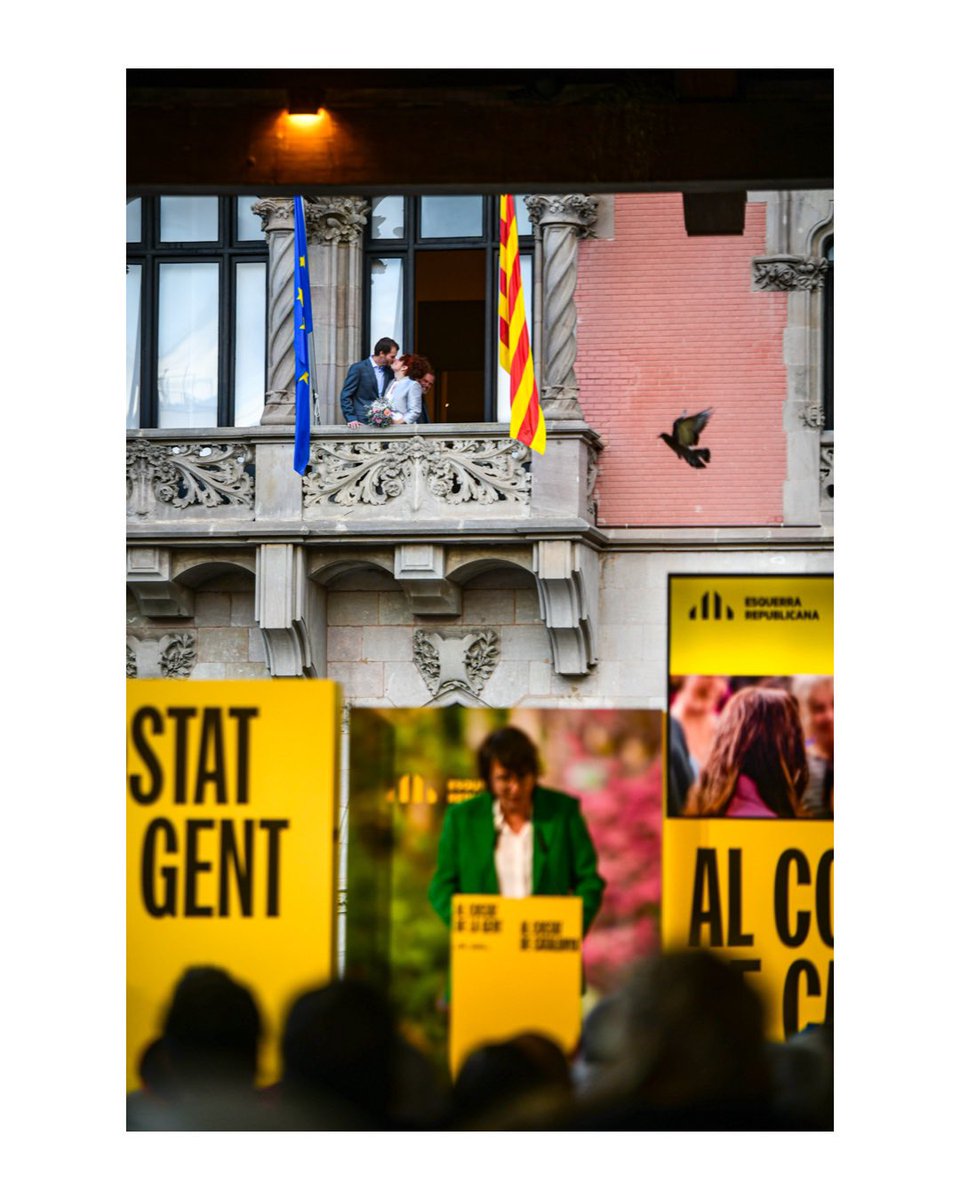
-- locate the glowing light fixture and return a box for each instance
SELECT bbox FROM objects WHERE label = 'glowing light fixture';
[286,87,326,124]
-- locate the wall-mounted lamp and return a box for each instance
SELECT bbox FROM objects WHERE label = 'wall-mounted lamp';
[286,87,327,121]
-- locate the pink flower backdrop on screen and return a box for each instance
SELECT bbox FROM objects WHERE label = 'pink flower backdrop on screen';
[580,761,663,992]
[531,711,663,995]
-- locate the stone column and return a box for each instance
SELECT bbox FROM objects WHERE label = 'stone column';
[525,194,598,419]
[750,190,833,525]
[305,197,370,424]
[252,197,298,424]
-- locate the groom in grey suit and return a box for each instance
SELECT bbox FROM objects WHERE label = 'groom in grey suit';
[339,337,399,427]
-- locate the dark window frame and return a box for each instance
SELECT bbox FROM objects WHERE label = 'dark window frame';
[126,196,267,429]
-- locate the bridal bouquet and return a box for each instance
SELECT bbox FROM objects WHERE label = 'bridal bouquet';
[367,399,398,428]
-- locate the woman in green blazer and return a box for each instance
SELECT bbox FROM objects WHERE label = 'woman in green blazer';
[427,728,605,934]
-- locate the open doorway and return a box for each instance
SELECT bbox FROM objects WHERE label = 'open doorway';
[414,249,487,423]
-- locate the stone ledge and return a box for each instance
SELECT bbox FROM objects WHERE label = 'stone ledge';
[601,526,833,550]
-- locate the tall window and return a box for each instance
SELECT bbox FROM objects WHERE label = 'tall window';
[126,196,267,429]
[365,195,534,423]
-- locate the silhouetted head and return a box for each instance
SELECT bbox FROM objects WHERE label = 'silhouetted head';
[605,950,770,1110]
[281,979,396,1123]
[137,1037,175,1097]
[161,966,261,1092]
[453,1032,571,1128]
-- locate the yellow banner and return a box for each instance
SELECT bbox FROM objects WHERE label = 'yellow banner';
[450,895,582,1077]
[669,574,833,675]
[126,679,340,1090]
[662,821,833,1039]
[664,574,833,1040]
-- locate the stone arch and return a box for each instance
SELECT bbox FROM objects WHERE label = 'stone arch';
[126,546,257,619]
[172,555,257,591]
[309,550,397,590]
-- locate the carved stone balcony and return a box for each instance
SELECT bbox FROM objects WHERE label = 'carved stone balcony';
[126,422,602,539]
[128,422,605,679]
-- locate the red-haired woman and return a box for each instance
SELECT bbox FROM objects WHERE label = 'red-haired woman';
[385,352,432,424]
[684,687,809,818]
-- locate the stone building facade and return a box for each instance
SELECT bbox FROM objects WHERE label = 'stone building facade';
[126,190,834,708]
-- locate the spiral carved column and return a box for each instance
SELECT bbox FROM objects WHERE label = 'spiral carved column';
[525,194,598,419]
[305,197,369,424]
[253,197,298,425]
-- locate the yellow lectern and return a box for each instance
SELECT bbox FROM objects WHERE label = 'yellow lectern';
[449,894,583,1077]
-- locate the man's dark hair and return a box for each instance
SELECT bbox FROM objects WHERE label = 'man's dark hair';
[477,726,540,791]
[373,337,399,356]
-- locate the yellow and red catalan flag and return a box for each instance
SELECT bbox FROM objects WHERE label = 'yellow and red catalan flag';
[498,195,545,454]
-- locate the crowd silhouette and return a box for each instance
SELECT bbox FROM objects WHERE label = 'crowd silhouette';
[127,951,832,1132]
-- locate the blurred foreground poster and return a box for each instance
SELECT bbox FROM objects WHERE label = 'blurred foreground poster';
[662,576,834,1039]
[126,679,340,1088]
[347,706,661,1068]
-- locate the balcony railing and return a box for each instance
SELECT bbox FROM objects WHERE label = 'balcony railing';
[126,423,602,535]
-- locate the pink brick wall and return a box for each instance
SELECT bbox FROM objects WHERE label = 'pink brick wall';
[575,194,788,526]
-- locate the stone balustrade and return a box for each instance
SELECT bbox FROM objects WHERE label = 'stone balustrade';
[127,423,603,536]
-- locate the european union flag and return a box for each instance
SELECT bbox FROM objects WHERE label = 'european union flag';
[293,196,314,475]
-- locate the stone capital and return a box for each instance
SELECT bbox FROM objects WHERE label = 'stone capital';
[525,193,599,236]
[252,197,296,234]
[304,196,370,246]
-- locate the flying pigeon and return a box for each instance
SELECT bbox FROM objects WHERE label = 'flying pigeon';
[659,408,713,469]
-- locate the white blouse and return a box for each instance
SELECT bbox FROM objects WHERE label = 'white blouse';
[493,800,533,898]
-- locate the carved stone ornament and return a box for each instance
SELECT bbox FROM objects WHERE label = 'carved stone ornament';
[800,400,825,430]
[525,193,599,233]
[586,443,600,523]
[159,632,198,678]
[820,441,834,505]
[752,255,829,291]
[303,436,531,512]
[126,631,198,678]
[413,628,500,701]
[304,197,370,246]
[251,197,295,233]
[127,440,254,518]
